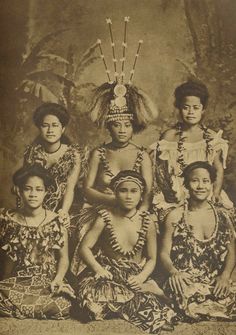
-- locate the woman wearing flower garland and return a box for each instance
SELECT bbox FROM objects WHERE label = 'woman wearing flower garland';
[160,161,236,321]
[150,80,232,216]
[76,170,175,333]
[23,103,87,228]
[0,164,74,319]
[71,82,156,276]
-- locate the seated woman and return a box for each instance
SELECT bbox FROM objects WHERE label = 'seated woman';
[160,161,236,321]
[76,170,175,334]
[0,164,74,319]
[23,103,87,229]
[150,80,233,218]
[71,82,155,276]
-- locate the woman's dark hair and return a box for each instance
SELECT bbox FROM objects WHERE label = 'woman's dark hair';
[174,80,209,109]
[106,119,144,134]
[182,161,217,188]
[13,164,55,191]
[110,170,146,194]
[33,103,70,128]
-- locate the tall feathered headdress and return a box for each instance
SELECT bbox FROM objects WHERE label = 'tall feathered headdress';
[89,17,158,132]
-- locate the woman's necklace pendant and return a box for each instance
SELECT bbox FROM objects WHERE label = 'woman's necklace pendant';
[124,209,138,221]
[23,208,47,228]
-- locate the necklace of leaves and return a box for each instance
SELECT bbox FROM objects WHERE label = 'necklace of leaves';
[103,210,149,258]
[176,122,214,172]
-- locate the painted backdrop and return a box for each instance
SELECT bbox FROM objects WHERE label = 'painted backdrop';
[1,0,236,207]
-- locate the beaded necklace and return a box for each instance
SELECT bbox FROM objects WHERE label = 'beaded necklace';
[44,143,62,154]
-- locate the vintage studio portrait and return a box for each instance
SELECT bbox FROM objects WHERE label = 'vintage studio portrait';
[0,1,235,334]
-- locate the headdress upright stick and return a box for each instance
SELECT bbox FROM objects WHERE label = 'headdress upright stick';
[121,16,130,84]
[97,39,111,83]
[129,40,143,84]
[106,18,118,82]
[89,18,158,130]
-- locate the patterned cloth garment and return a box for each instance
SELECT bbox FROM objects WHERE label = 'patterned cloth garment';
[163,204,236,321]
[0,209,72,319]
[76,209,176,334]
[24,143,88,213]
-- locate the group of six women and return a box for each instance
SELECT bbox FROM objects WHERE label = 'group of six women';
[0,80,235,334]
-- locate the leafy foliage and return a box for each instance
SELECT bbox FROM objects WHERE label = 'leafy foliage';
[15,29,101,145]
[177,0,236,199]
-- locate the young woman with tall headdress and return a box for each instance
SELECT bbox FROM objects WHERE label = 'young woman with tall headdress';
[71,18,158,276]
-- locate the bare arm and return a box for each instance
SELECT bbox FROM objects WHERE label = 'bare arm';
[160,208,192,295]
[137,220,157,282]
[159,210,178,275]
[222,235,236,278]
[51,227,69,292]
[84,149,116,207]
[79,215,112,278]
[61,151,81,213]
[212,150,224,200]
[140,151,153,211]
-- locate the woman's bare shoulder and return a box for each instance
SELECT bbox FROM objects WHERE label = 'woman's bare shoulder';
[161,128,178,141]
[165,206,184,225]
[89,147,102,160]
[128,142,144,150]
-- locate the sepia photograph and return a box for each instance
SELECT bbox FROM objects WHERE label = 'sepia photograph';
[0,1,236,334]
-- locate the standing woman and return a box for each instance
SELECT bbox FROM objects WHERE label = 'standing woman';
[0,165,74,319]
[150,80,232,216]
[71,82,157,275]
[24,103,87,225]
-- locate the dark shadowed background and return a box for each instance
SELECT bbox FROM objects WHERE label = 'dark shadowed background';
[1,0,236,207]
